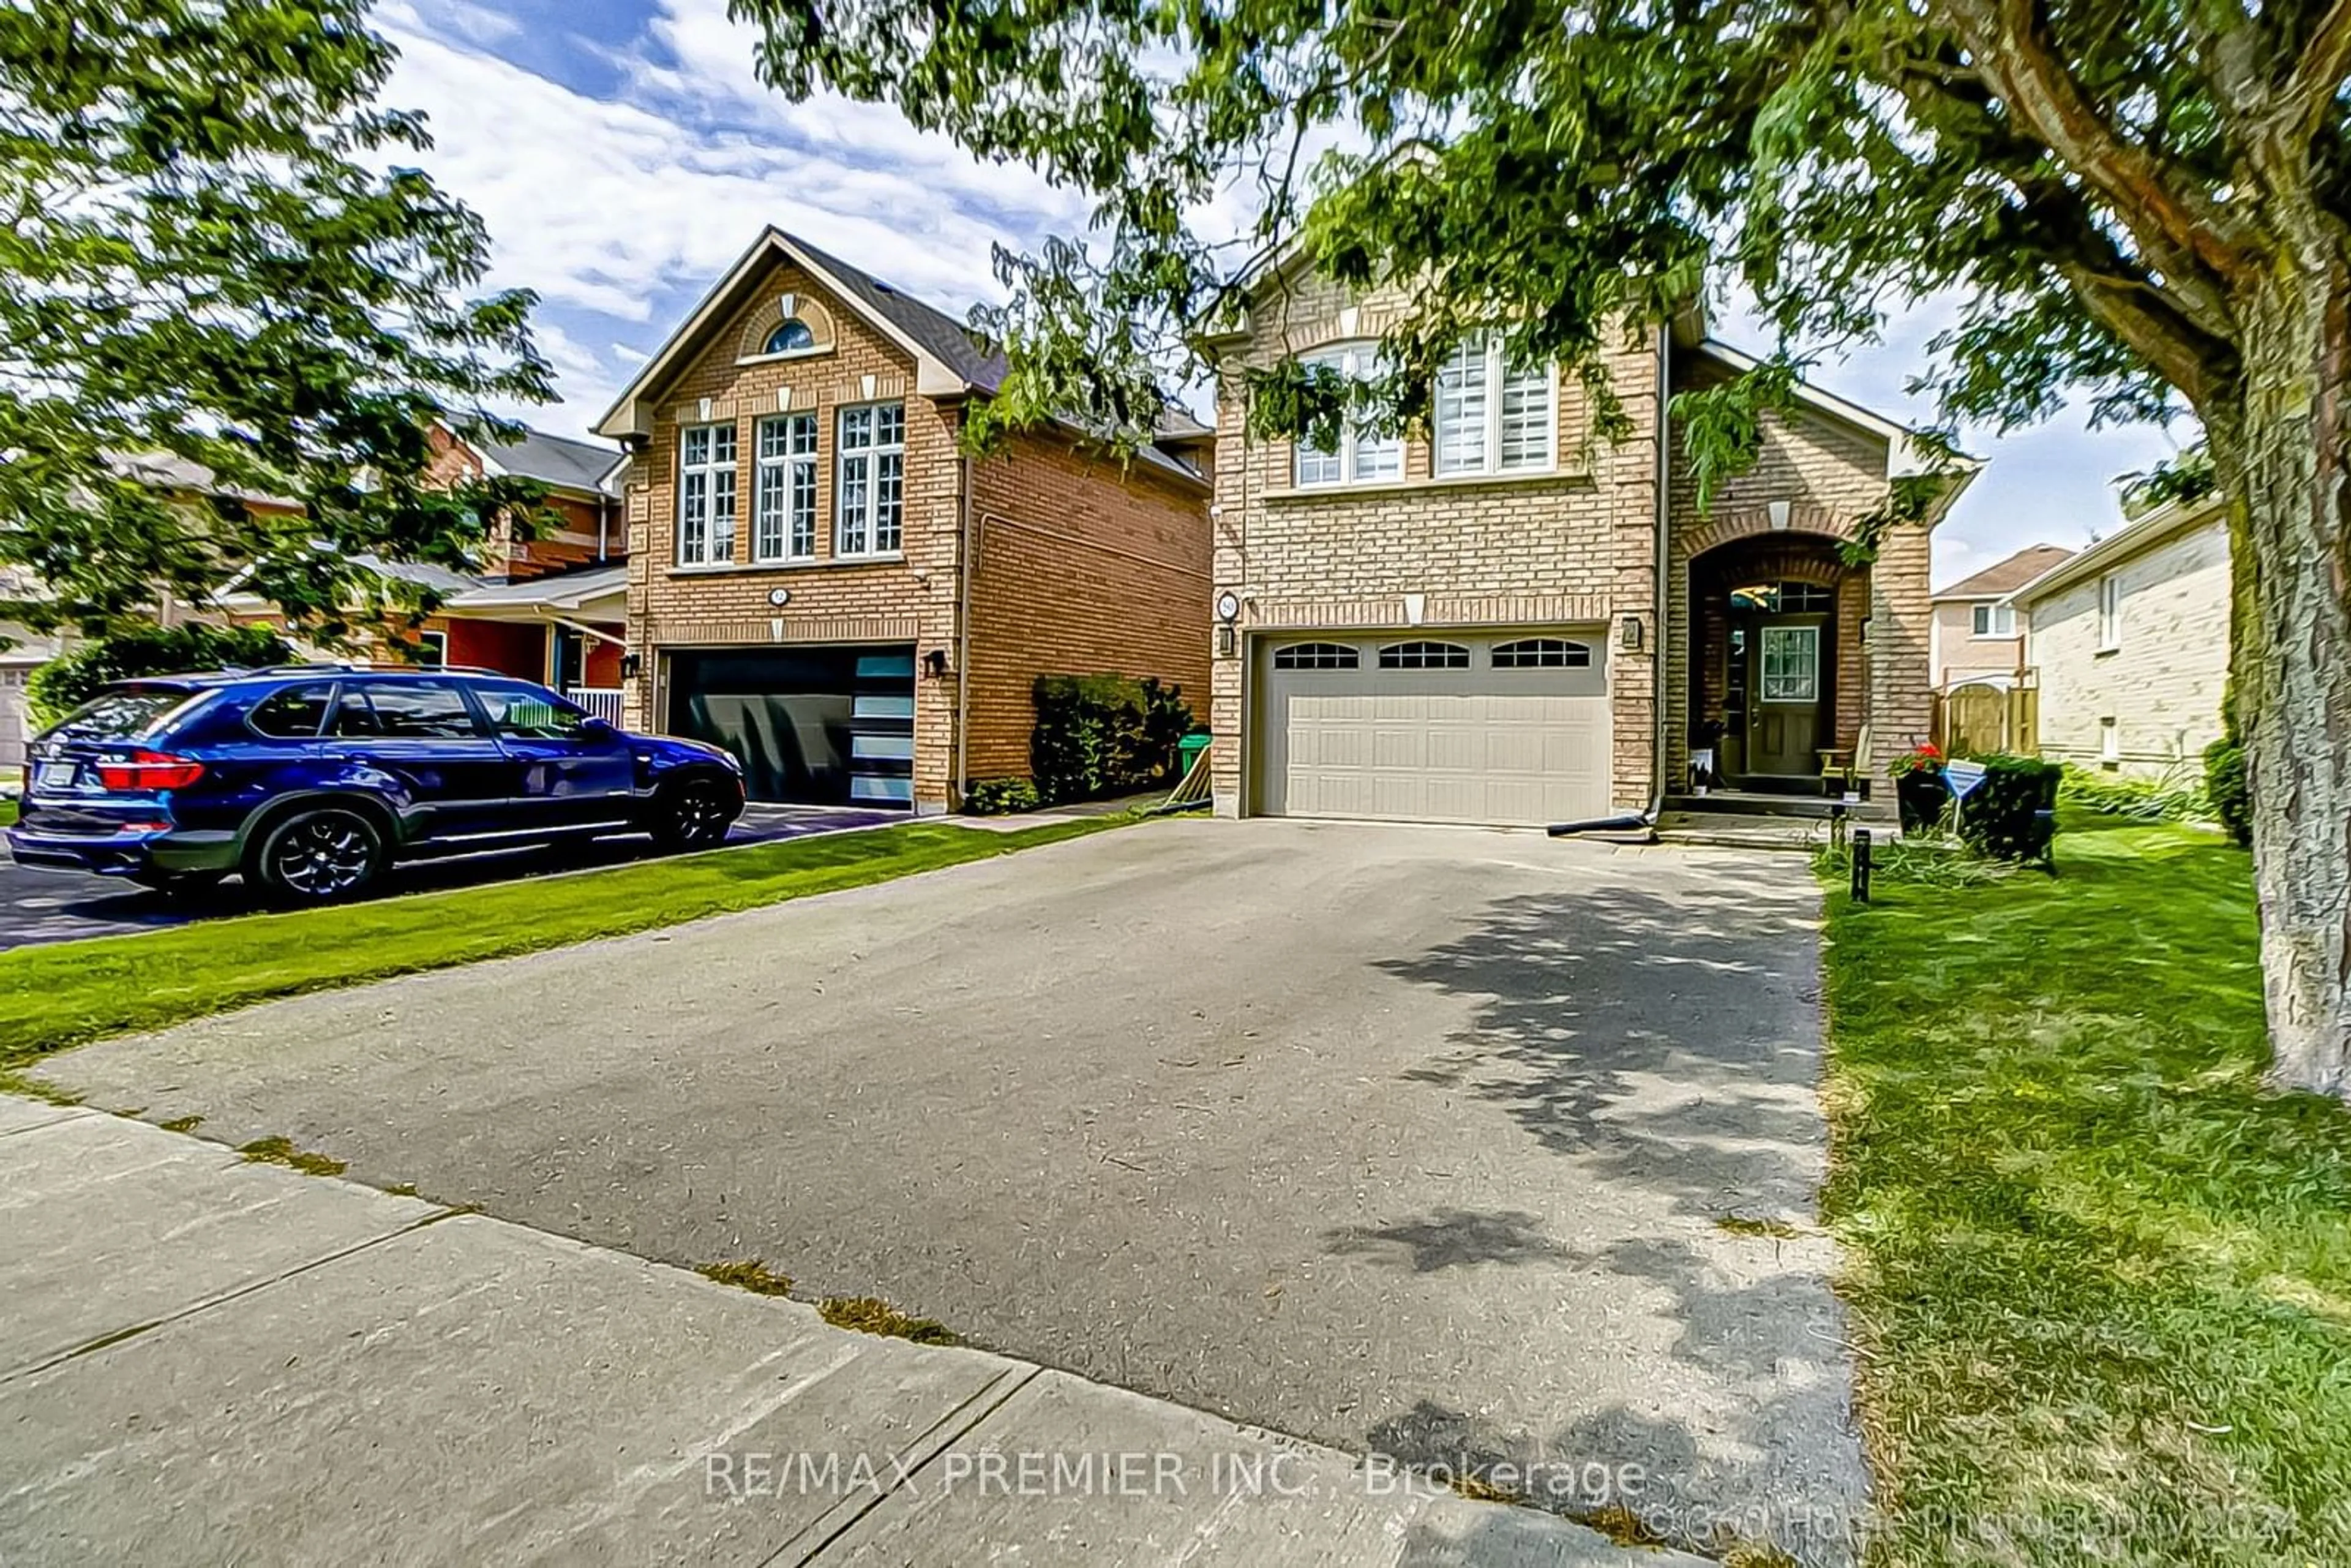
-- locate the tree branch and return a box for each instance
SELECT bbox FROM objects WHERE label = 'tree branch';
[1928,0,2261,286]
[2282,0,2351,144]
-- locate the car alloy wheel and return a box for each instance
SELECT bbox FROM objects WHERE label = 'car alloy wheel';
[266,811,381,900]
[666,780,733,849]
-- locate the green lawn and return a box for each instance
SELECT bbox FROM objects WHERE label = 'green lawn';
[1819,816,2351,1564]
[0,816,1121,1074]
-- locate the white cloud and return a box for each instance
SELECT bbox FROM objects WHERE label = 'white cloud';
[373,0,1095,430]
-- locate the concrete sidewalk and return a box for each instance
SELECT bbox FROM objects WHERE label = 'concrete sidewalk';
[0,1097,1691,1566]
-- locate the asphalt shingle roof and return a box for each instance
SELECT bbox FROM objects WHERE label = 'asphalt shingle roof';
[479,427,623,495]
[1937,543,2075,599]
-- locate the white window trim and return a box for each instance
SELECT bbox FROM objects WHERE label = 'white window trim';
[677,421,738,567]
[415,629,448,669]
[835,401,906,560]
[753,413,819,565]
[1436,334,1556,478]
[1293,343,1403,489]
[1971,602,2016,638]
[2097,574,2123,651]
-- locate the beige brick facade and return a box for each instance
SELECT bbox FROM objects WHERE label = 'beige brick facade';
[1210,268,1947,819]
[2021,504,2229,777]
[613,244,1210,810]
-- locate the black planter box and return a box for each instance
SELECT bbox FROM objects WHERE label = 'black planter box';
[1896,772,1950,833]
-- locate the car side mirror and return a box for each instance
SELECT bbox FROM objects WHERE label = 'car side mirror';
[579,716,615,739]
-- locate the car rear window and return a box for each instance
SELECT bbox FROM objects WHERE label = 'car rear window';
[44,685,200,743]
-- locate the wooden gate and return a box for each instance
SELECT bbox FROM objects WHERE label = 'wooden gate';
[1935,680,2039,757]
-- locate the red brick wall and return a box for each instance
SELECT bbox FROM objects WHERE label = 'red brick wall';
[582,632,623,688]
[442,618,546,680]
[423,424,622,580]
[966,433,1213,781]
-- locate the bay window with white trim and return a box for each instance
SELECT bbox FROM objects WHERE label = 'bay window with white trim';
[1436,333,1555,476]
[677,422,738,566]
[754,412,819,563]
[837,402,906,558]
[1292,343,1403,486]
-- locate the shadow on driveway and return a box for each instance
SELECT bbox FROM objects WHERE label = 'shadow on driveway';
[1351,872,1867,1564]
[0,805,901,951]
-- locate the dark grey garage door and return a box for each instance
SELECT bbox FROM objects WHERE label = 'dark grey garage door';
[666,646,915,807]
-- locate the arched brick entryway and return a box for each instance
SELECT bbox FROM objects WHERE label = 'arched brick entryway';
[1668,511,1875,793]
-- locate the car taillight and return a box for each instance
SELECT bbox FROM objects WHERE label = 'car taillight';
[96,751,206,790]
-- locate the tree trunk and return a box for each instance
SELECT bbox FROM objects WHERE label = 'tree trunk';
[2208,258,2351,1098]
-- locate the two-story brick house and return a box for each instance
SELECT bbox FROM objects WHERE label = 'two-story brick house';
[593,228,1213,810]
[1204,264,1973,826]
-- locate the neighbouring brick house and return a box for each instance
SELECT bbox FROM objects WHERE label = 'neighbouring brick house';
[421,423,631,711]
[216,424,634,713]
[1929,543,2074,692]
[2009,493,2229,778]
[593,227,1213,809]
[1202,263,1974,826]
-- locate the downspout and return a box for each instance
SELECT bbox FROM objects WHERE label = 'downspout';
[953,451,974,807]
[1551,323,1673,839]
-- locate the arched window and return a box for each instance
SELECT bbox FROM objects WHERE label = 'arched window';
[1491,638,1592,669]
[1272,641,1360,670]
[764,318,816,355]
[1377,640,1471,670]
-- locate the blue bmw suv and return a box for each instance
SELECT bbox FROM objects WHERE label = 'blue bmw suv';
[8,667,746,903]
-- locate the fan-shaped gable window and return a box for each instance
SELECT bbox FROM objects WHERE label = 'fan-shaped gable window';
[1378,640,1470,670]
[1272,642,1359,670]
[1491,638,1592,669]
[764,318,816,356]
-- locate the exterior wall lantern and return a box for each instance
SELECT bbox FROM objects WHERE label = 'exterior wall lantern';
[1619,614,1645,653]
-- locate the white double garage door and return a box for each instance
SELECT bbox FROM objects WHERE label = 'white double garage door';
[1253,629,1613,828]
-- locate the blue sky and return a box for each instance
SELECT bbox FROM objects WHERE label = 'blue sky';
[380,0,2191,589]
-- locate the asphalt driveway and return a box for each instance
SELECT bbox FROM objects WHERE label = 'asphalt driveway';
[0,803,901,950]
[32,818,1864,1562]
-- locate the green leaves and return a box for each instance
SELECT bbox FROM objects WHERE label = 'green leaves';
[724,0,2333,532]
[0,0,550,640]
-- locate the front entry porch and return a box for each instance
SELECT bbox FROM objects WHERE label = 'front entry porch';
[1684,533,1869,795]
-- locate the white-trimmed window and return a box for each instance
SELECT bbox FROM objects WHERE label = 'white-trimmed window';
[1292,344,1402,487]
[1378,640,1471,670]
[837,402,906,558]
[1971,602,2016,637]
[2098,574,2122,650]
[2100,716,2120,767]
[1436,334,1554,476]
[1272,641,1360,670]
[754,413,819,563]
[678,422,738,566]
[1491,637,1592,669]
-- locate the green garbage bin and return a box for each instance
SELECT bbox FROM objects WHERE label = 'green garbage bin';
[1176,730,1212,778]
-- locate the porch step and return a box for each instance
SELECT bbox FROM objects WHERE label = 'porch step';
[1665,790,1895,823]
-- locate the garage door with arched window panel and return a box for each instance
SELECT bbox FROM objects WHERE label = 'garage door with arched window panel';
[1253,631,1612,826]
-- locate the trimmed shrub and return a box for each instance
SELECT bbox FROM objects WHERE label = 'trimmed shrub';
[28,623,294,727]
[1952,752,2064,862]
[1030,673,1194,804]
[963,777,1041,816]
[2204,735,2251,847]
